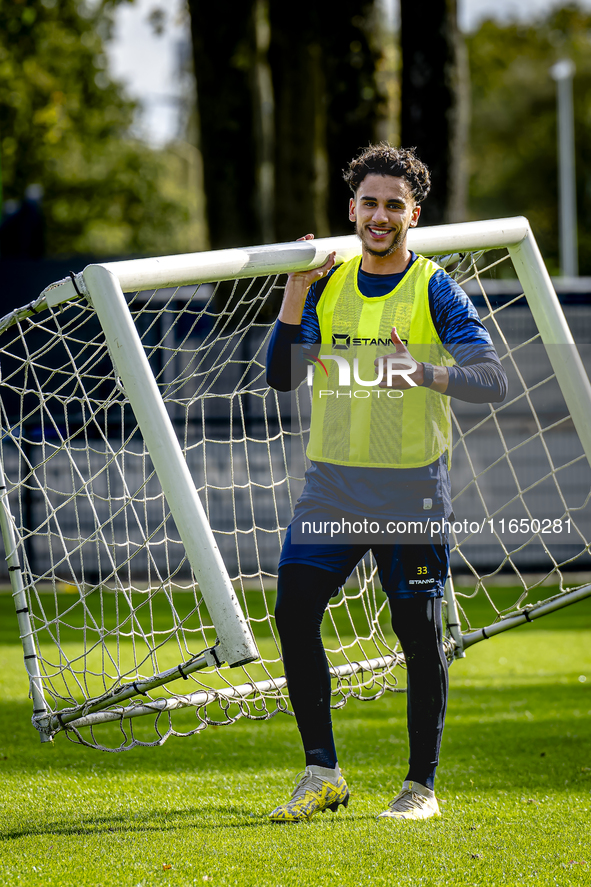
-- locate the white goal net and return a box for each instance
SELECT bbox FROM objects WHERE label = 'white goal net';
[1,217,590,751]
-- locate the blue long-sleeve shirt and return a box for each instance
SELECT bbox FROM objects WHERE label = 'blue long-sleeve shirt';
[266,255,508,521]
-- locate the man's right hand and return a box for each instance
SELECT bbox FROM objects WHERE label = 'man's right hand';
[278,234,336,325]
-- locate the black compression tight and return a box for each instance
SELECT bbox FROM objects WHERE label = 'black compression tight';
[275,563,448,788]
[392,590,449,789]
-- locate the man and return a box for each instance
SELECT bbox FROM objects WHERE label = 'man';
[265,144,507,822]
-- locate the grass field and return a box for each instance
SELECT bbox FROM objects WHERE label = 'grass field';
[0,588,590,887]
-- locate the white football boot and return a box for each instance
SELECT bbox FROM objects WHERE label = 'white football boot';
[377,780,440,820]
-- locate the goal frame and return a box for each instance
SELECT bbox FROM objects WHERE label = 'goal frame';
[3,215,591,741]
[42,214,591,648]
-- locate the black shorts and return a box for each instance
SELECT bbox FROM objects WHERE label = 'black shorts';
[279,522,448,599]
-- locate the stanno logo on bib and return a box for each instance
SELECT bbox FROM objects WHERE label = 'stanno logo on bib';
[332,333,408,349]
[332,333,350,349]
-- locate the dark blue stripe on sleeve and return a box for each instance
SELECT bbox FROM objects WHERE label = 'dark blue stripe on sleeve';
[428,268,507,403]
[266,268,335,389]
[266,320,309,391]
[300,268,340,344]
[429,268,492,351]
[446,349,508,403]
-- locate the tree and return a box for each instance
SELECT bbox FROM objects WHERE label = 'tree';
[188,0,385,247]
[269,2,384,241]
[399,0,469,225]
[0,0,199,257]
[467,6,591,275]
[188,0,261,249]
[322,4,389,236]
[266,6,329,243]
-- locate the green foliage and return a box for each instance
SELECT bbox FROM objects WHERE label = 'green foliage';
[468,5,591,275]
[0,0,202,257]
[0,593,590,885]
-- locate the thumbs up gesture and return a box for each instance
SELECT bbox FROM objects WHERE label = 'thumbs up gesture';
[374,327,424,388]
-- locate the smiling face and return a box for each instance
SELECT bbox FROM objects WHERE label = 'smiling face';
[349,174,421,262]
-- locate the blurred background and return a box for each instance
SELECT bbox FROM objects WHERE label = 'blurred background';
[1,0,591,307]
[2,0,591,585]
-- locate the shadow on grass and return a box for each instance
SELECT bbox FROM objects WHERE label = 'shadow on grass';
[0,804,375,842]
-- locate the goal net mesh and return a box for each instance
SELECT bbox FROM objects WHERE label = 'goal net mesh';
[1,244,590,750]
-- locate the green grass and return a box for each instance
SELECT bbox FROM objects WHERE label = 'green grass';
[0,592,590,886]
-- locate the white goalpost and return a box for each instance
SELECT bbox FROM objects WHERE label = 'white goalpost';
[1,216,591,750]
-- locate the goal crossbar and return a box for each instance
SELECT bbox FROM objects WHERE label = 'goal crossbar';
[38,217,532,308]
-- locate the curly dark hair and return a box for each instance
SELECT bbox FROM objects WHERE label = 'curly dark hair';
[343,143,431,203]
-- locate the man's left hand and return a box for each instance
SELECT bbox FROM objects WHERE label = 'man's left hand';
[375,327,425,389]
